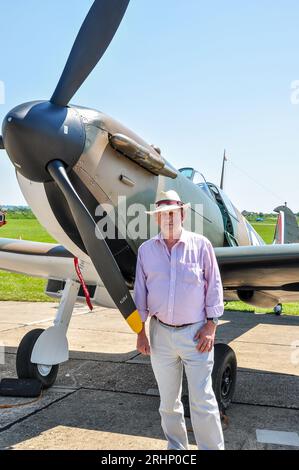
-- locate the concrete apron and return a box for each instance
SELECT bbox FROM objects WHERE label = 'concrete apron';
[0,302,298,450]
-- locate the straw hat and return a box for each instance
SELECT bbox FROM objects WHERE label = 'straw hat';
[145,190,191,215]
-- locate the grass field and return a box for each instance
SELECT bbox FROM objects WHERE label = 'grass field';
[0,215,298,315]
[0,219,57,302]
[0,219,56,243]
[251,223,275,244]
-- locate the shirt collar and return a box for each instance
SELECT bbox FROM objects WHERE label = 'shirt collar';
[154,226,187,245]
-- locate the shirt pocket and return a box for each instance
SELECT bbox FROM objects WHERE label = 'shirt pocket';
[179,261,204,285]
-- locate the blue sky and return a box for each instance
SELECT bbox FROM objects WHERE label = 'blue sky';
[0,0,298,212]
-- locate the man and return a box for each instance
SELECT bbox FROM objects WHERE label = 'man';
[133,190,225,450]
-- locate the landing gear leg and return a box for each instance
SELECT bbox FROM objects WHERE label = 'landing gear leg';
[16,279,80,388]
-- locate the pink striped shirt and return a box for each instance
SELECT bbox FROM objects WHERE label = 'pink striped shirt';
[133,227,224,325]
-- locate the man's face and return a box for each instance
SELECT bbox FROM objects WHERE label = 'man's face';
[155,209,184,239]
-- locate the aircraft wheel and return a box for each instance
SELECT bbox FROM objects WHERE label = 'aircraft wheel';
[16,328,59,388]
[274,303,282,316]
[212,343,237,412]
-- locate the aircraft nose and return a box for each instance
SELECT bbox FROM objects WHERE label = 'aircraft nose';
[2,100,86,183]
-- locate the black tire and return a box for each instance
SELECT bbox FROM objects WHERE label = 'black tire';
[212,343,237,412]
[274,303,282,316]
[16,328,59,388]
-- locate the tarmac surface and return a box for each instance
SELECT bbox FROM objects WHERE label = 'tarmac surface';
[0,301,298,450]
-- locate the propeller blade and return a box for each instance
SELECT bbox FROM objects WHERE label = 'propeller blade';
[50,0,130,107]
[47,160,142,333]
[0,136,4,149]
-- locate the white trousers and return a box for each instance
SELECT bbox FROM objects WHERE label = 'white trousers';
[149,316,225,450]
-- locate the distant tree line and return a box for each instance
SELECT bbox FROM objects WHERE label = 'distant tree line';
[242,210,299,220]
[1,207,35,219]
[1,207,299,221]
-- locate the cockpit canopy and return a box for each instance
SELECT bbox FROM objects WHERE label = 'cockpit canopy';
[179,166,239,220]
[178,167,214,200]
[179,167,204,183]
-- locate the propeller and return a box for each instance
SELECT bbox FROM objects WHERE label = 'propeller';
[1,0,143,333]
[51,0,130,107]
[2,0,131,180]
[47,160,142,334]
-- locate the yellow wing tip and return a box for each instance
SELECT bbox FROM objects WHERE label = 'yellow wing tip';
[126,309,143,333]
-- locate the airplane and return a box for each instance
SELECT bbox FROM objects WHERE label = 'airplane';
[1,0,299,413]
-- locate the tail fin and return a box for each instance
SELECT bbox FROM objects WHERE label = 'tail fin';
[273,205,299,244]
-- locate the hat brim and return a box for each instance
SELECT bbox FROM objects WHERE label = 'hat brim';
[145,202,191,215]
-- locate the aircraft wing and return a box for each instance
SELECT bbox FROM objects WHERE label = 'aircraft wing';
[0,238,118,308]
[215,243,299,305]
[2,237,299,308]
[0,238,99,283]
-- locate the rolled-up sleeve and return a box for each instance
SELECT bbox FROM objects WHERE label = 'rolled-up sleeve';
[133,247,149,322]
[203,239,224,318]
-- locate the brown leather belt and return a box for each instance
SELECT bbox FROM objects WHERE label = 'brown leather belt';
[153,315,194,328]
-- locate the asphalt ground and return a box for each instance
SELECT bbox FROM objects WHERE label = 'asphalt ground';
[0,302,298,450]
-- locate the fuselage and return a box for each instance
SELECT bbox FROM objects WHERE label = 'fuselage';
[16,105,264,286]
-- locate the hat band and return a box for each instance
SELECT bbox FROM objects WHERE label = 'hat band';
[156,199,183,207]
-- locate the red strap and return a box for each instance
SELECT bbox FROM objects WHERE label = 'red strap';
[74,257,93,311]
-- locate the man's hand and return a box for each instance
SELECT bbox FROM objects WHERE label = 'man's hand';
[194,321,216,353]
[136,326,151,355]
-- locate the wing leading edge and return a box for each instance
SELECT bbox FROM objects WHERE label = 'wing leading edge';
[215,243,299,306]
[0,238,98,283]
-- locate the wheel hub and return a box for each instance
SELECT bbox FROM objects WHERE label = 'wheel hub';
[37,364,53,377]
[221,365,232,398]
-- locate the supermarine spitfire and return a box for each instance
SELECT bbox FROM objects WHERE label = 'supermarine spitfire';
[0,0,299,411]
